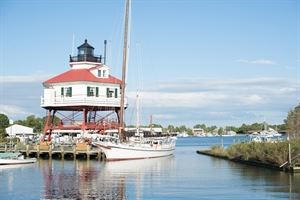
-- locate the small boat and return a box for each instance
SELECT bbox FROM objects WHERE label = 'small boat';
[0,152,36,165]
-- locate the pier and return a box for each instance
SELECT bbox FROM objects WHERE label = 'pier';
[0,143,106,161]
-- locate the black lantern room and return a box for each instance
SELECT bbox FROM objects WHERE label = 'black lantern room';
[70,39,102,63]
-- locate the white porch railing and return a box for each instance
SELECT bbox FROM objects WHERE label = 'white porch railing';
[41,96,127,107]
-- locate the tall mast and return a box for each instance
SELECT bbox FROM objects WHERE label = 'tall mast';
[119,0,130,142]
[136,90,140,136]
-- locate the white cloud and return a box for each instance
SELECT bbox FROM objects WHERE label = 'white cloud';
[236,59,277,65]
[152,114,175,120]
[0,104,35,119]
[127,77,298,111]
[0,74,52,83]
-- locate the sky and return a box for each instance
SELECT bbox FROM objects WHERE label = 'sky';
[0,0,299,128]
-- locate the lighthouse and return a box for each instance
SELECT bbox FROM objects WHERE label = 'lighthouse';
[41,39,127,141]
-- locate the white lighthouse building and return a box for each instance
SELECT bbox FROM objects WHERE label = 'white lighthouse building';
[41,40,126,141]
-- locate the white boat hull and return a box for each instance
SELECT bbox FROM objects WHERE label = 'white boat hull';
[0,158,36,165]
[94,142,175,161]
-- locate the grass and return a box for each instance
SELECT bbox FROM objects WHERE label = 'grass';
[207,139,300,167]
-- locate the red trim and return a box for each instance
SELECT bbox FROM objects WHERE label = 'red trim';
[44,69,121,84]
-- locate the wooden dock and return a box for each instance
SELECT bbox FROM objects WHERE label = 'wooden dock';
[0,143,106,161]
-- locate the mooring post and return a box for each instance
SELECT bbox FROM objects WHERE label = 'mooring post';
[37,145,40,159]
[73,145,76,160]
[98,151,101,161]
[61,145,64,160]
[87,145,90,160]
[26,145,29,157]
[49,144,52,159]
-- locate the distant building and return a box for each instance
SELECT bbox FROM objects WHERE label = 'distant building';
[126,127,163,136]
[193,128,205,135]
[5,124,35,142]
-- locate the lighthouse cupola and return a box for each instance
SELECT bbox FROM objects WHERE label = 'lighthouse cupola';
[78,39,94,57]
[69,39,102,64]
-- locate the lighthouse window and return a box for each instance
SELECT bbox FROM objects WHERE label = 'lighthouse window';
[79,49,85,55]
[61,87,72,97]
[65,87,72,97]
[115,88,118,98]
[106,88,113,98]
[98,70,102,77]
[87,86,99,97]
[103,70,106,77]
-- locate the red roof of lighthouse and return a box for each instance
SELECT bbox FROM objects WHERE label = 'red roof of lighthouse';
[44,69,122,84]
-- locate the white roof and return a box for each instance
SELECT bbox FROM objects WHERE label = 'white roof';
[5,124,34,136]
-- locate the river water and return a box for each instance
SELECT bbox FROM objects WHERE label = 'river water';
[0,136,299,200]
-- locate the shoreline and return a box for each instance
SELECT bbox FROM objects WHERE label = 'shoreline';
[196,149,300,173]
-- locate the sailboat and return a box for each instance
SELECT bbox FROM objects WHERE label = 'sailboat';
[92,0,176,161]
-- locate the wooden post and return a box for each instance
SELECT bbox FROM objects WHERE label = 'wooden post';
[49,144,52,159]
[61,145,64,160]
[98,151,101,161]
[37,145,40,159]
[26,145,29,157]
[73,145,76,160]
[87,145,90,160]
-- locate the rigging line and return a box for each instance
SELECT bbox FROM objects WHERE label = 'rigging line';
[297,0,300,102]
[113,3,126,79]
[71,33,75,56]
[136,42,144,125]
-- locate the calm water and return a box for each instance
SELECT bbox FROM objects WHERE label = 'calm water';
[0,136,299,200]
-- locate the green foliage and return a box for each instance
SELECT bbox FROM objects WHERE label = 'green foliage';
[210,145,227,157]
[15,115,60,133]
[0,113,9,138]
[286,105,300,139]
[0,113,9,129]
[193,124,206,129]
[225,140,300,166]
[15,115,43,133]
[151,123,163,128]
[167,125,175,132]
[218,127,224,135]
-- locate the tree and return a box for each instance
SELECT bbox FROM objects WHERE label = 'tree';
[15,115,61,133]
[194,124,206,130]
[218,127,224,135]
[0,113,9,138]
[167,125,175,133]
[286,104,300,139]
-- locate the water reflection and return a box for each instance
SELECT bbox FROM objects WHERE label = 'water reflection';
[39,156,175,199]
[209,157,300,199]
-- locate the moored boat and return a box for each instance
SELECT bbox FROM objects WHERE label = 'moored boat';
[93,136,176,161]
[92,0,176,161]
[0,152,36,165]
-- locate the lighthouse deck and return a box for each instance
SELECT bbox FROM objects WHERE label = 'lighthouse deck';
[41,96,127,108]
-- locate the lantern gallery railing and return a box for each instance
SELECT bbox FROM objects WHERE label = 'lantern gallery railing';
[69,55,102,63]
